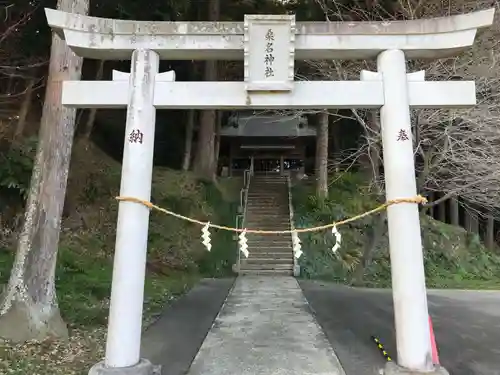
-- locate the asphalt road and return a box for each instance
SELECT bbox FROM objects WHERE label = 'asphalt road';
[141,278,235,375]
[141,278,500,375]
[299,280,500,375]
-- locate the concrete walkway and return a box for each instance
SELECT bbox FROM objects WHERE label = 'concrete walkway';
[186,276,346,375]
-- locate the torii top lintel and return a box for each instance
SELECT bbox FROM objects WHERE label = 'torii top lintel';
[45,8,494,61]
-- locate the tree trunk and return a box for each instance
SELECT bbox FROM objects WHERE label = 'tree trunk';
[351,213,386,286]
[437,194,447,222]
[471,212,479,234]
[351,111,384,285]
[182,109,195,171]
[450,197,459,226]
[81,60,105,140]
[427,192,435,218]
[465,207,479,234]
[331,122,340,173]
[359,110,381,183]
[214,110,222,175]
[0,0,89,342]
[14,77,36,141]
[192,0,219,180]
[486,214,495,250]
[316,112,329,200]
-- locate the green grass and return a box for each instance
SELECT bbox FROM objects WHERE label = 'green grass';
[0,246,199,328]
[292,172,500,290]
[0,243,199,375]
[0,164,241,374]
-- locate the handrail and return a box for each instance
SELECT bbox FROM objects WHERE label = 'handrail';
[236,166,252,272]
[287,174,299,276]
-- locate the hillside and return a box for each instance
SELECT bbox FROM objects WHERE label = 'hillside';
[0,141,240,374]
[292,173,500,289]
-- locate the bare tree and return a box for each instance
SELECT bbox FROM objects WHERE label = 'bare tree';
[312,0,500,210]
[315,111,329,199]
[0,2,47,140]
[0,0,90,342]
[182,109,195,171]
[309,0,500,279]
[193,0,220,180]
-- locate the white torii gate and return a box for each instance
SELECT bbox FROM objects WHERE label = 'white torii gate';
[45,8,494,375]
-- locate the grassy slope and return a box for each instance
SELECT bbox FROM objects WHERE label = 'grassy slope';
[292,172,500,289]
[0,143,240,374]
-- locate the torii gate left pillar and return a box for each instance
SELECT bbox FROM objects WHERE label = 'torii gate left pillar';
[45,8,494,375]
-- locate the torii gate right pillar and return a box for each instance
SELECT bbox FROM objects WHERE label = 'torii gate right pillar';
[377,49,435,373]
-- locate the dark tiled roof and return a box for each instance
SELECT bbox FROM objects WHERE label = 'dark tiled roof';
[220,115,316,137]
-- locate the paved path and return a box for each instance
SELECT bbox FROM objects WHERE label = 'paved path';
[187,276,345,375]
[299,280,500,375]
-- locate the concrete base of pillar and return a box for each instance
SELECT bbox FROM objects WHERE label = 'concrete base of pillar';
[384,362,450,375]
[232,263,240,274]
[89,359,161,375]
[293,264,301,277]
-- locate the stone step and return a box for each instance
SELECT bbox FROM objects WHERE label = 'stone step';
[250,181,286,183]
[240,263,293,271]
[246,210,288,212]
[245,220,290,223]
[247,240,292,245]
[247,235,292,241]
[246,206,287,210]
[239,269,293,276]
[246,214,289,218]
[248,243,292,247]
[242,257,293,264]
[246,209,289,212]
[245,231,290,234]
[249,191,287,194]
[246,206,288,210]
[247,198,285,201]
[245,228,290,232]
[248,188,286,190]
[247,239,292,249]
[247,196,286,200]
[246,204,288,208]
[247,206,288,209]
[248,188,287,192]
[248,247,292,254]
[247,201,287,205]
[246,208,288,212]
[246,257,293,263]
[245,212,289,216]
[249,249,292,255]
[245,221,290,226]
[245,254,292,260]
[247,213,288,216]
[244,223,290,228]
[246,217,289,220]
[250,183,287,185]
[247,197,287,201]
[245,216,289,221]
[248,245,292,250]
[248,191,287,194]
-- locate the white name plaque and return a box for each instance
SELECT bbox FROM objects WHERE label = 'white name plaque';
[244,15,295,92]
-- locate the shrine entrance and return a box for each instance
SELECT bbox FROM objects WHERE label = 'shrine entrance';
[221,113,313,176]
[253,158,280,174]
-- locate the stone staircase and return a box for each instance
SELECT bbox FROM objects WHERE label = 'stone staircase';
[239,173,294,275]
